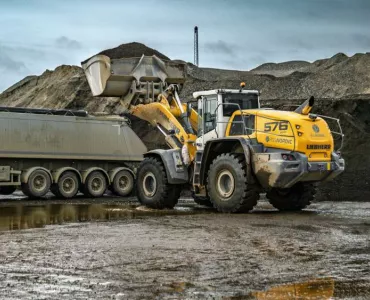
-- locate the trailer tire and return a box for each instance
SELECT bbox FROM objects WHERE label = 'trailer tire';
[266,183,316,211]
[136,157,180,209]
[0,186,17,195]
[51,171,79,199]
[22,169,51,198]
[83,171,107,198]
[207,153,259,213]
[111,170,134,197]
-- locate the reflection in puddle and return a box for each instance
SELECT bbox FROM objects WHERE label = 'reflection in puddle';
[0,203,206,231]
[250,278,334,300]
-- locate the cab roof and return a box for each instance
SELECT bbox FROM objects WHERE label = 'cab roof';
[193,89,259,99]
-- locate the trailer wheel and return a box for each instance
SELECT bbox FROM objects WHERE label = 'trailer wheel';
[0,186,17,195]
[266,183,316,211]
[136,157,180,209]
[83,171,107,198]
[52,171,79,199]
[22,169,51,198]
[207,153,259,213]
[111,170,134,197]
[191,191,213,207]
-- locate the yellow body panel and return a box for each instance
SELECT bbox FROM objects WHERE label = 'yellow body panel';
[226,109,334,162]
[130,97,197,161]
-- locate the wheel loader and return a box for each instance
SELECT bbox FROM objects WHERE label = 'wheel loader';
[82,54,345,212]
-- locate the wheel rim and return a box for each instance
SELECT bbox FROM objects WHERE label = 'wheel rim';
[216,170,235,199]
[33,175,47,192]
[91,177,104,193]
[143,172,157,197]
[118,175,130,192]
[61,177,76,194]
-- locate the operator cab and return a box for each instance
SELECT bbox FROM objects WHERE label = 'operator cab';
[193,85,259,149]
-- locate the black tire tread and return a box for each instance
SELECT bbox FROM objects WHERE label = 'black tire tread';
[207,153,259,213]
[0,186,17,195]
[83,171,107,198]
[56,171,79,199]
[266,183,316,211]
[136,157,181,209]
[112,170,134,197]
[21,169,51,199]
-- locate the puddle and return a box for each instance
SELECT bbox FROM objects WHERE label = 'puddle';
[241,278,370,300]
[158,278,370,299]
[249,278,334,299]
[0,203,210,231]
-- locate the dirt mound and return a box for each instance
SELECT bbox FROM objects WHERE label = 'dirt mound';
[251,60,311,77]
[82,42,170,64]
[1,44,370,201]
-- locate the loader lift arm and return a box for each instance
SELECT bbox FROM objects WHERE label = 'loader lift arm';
[126,85,197,161]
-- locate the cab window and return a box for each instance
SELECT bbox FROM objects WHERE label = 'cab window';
[229,115,255,136]
[223,93,259,117]
[198,95,218,136]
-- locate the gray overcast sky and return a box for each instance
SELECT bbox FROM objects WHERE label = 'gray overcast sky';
[0,0,369,92]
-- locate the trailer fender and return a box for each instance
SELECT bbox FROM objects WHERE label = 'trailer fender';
[108,167,135,182]
[21,167,53,184]
[144,149,188,184]
[81,168,110,185]
[52,167,82,184]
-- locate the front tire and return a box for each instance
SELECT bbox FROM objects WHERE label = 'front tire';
[207,153,259,213]
[266,183,316,211]
[136,157,181,209]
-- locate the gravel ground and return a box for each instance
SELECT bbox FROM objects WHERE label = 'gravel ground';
[0,194,369,299]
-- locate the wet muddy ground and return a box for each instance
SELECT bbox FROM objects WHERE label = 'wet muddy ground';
[0,192,369,299]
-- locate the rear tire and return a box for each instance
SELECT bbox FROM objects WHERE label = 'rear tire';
[266,183,316,211]
[22,169,51,198]
[52,171,79,199]
[136,157,181,209]
[0,186,17,195]
[83,171,107,198]
[207,153,259,213]
[111,170,134,197]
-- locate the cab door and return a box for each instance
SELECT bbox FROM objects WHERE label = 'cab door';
[196,95,218,150]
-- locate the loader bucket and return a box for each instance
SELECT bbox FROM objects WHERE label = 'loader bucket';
[81,54,186,97]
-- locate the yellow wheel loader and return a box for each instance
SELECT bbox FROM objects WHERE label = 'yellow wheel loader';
[82,54,345,213]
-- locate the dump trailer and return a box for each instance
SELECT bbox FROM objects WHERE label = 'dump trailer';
[82,54,345,213]
[0,107,147,198]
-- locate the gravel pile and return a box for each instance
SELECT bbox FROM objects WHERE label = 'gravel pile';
[81,42,170,64]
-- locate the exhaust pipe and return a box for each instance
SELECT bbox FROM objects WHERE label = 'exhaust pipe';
[295,96,314,115]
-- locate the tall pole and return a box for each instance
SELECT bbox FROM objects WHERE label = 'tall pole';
[194,26,199,67]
